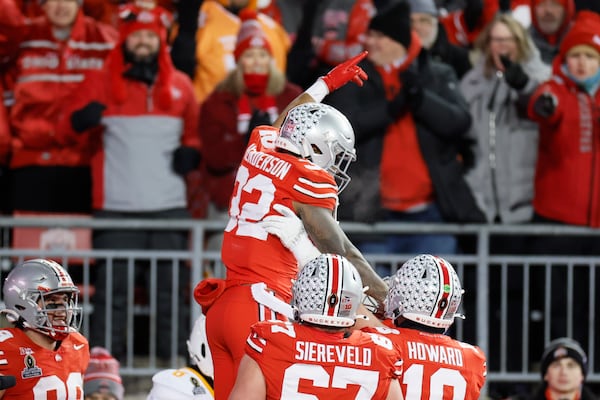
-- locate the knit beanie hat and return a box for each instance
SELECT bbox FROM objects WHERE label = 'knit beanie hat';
[106,3,175,109]
[559,10,600,58]
[369,0,412,49]
[84,347,124,400]
[407,0,438,16]
[118,3,173,44]
[234,9,272,61]
[540,338,588,378]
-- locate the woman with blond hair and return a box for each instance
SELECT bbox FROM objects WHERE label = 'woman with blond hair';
[460,13,550,230]
[459,13,550,377]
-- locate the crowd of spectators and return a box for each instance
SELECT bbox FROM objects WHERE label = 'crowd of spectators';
[2,0,598,242]
[1,0,600,398]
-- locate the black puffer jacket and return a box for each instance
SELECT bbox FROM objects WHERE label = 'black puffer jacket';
[326,49,484,224]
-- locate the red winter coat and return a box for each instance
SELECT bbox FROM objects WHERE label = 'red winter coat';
[57,54,200,211]
[198,82,301,211]
[0,9,117,169]
[528,61,600,227]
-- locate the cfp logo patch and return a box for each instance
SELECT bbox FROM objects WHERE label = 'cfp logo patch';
[190,376,207,395]
[21,354,42,379]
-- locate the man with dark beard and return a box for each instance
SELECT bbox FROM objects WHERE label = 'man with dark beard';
[58,3,201,362]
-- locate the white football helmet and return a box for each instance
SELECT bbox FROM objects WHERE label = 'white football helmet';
[187,314,214,379]
[385,254,464,330]
[276,103,356,192]
[3,259,81,340]
[147,367,211,400]
[292,253,363,327]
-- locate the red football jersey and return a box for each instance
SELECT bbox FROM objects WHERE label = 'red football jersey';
[363,325,487,400]
[221,127,339,301]
[0,328,89,400]
[246,320,403,400]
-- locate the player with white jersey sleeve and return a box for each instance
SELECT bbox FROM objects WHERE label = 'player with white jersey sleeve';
[0,259,88,400]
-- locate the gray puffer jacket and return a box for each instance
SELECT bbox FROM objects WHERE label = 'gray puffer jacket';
[459,51,550,223]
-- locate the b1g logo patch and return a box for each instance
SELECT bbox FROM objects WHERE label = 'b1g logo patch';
[21,354,42,379]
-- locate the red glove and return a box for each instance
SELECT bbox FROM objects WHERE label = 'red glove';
[321,51,368,92]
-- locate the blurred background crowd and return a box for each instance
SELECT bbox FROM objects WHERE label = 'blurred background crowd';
[1,0,600,398]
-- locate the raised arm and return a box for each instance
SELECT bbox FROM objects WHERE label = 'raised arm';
[263,203,388,313]
[296,203,388,305]
[272,51,368,128]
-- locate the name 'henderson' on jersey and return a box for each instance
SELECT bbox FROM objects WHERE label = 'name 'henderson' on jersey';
[221,127,339,301]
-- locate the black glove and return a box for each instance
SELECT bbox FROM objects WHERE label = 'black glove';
[70,101,106,133]
[247,110,272,137]
[170,34,197,79]
[387,90,409,120]
[176,0,202,34]
[173,146,202,176]
[170,0,202,78]
[532,93,557,118]
[400,65,424,108]
[499,0,511,12]
[464,0,483,31]
[500,55,529,90]
[387,58,425,119]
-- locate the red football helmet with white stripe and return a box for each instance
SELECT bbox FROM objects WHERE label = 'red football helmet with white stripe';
[385,254,464,330]
[292,253,363,328]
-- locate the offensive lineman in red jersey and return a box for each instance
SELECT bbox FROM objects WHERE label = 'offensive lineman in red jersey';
[229,253,404,400]
[201,51,390,400]
[368,254,487,400]
[262,209,487,400]
[0,259,88,400]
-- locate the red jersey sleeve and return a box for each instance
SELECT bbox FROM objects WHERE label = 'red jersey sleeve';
[221,128,338,300]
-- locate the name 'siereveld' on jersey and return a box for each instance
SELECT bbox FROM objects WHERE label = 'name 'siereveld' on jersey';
[295,341,372,366]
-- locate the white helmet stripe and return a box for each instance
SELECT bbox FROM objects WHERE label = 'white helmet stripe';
[325,255,342,319]
[433,256,453,320]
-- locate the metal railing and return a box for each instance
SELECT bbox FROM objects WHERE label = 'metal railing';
[0,216,598,389]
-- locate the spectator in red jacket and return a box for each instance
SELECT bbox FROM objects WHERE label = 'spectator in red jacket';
[196,9,302,219]
[0,0,117,215]
[58,4,201,361]
[527,9,600,365]
[528,10,600,230]
[530,0,576,65]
